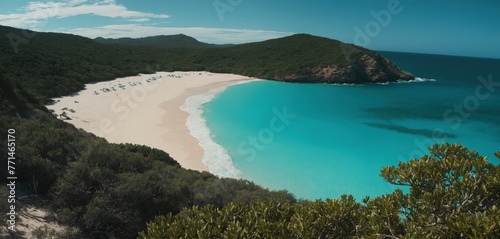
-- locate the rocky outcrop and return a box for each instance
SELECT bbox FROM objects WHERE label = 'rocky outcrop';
[275,53,414,84]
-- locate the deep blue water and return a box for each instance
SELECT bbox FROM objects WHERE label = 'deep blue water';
[201,52,500,200]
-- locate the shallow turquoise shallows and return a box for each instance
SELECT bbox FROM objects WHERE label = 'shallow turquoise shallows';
[202,52,500,200]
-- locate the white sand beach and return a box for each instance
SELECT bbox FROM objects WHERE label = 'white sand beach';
[46,71,255,172]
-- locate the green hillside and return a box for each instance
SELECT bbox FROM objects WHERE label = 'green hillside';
[94,34,228,48]
[197,34,363,79]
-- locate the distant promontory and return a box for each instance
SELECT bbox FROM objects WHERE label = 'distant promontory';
[240,34,415,83]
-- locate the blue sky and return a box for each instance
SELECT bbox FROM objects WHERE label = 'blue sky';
[0,0,499,58]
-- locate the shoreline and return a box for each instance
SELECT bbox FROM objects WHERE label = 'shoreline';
[46,71,255,173]
[180,81,255,178]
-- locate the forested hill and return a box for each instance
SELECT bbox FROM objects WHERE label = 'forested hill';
[1,25,413,100]
[94,34,229,48]
[1,25,166,99]
[205,34,414,83]
[95,33,415,83]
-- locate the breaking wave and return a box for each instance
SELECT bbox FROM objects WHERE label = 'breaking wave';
[180,86,243,178]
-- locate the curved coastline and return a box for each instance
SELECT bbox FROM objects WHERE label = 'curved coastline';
[180,77,435,178]
[180,80,257,178]
[180,86,242,178]
[45,71,433,180]
[45,71,254,173]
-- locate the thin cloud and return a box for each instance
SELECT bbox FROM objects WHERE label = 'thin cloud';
[0,0,168,28]
[64,24,294,44]
[129,18,151,23]
[1,1,293,44]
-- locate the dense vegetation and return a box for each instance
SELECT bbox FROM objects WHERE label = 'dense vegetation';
[0,25,367,100]
[95,33,368,80]
[1,25,498,238]
[140,144,500,238]
[94,34,229,48]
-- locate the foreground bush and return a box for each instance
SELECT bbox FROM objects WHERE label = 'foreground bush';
[140,143,500,239]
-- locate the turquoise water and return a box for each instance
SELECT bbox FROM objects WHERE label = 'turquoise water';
[202,52,500,200]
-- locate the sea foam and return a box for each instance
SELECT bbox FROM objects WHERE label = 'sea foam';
[378,77,437,85]
[180,85,243,179]
[331,77,436,87]
[396,77,437,83]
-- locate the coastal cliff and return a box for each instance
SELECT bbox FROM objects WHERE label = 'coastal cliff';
[306,53,414,83]
[223,34,415,84]
[276,53,414,83]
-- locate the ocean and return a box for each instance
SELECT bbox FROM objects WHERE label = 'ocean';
[186,52,500,200]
